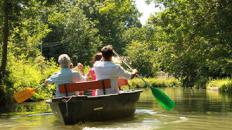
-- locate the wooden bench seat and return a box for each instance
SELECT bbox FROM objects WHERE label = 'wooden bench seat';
[59,78,129,96]
[59,79,111,96]
[117,78,128,87]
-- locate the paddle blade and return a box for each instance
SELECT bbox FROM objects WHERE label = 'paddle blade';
[150,87,175,111]
[13,88,35,103]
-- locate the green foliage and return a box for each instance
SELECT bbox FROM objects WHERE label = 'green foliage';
[220,81,232,94]
[0,0,142,102]
[122,26,154,44]
[7,54,58,99]
[42,0,141,62]
[0,1,2,43]
[62,3,101,65]
[13,101,51,114]
[118,23,157,76]
[1,0,59,100]
[10,0,51,57]
[129,77,180,89]
[207,78,231,88]
[206,78,232,93]
[7,54,58,88]
[126,41,158,76]
[98,0,141,52]
[2,0,232,101]
[148,0,232,87]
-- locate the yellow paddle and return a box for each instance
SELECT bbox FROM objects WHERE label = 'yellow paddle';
[13,87,36,103]
[13,84,44,103]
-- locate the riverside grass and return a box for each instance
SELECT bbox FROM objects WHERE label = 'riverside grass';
[206,78,232,93]
[128,77,181,89]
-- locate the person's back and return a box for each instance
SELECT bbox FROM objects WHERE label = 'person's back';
[94,61,132,94]
[94,45,137,95]
[45,54,83,97]
[48,68,82,97]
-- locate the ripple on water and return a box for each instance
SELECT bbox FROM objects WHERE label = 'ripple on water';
[135,109,157,115]
[1,88,232,130]
[82,126,157,130]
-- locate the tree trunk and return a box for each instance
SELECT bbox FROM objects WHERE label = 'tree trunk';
[0,0,10,84]
[0,1,14,112]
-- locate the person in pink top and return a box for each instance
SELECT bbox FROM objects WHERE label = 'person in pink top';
[87,52,102,96]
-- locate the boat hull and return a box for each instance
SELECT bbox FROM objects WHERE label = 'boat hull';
[48,90,142,125]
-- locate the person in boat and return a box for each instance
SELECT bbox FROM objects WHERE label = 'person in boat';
[94,45,138,95]
[45,54,85,97]
[86,52,102,96]
[87,52,102,81]
[73,63,84,74]
[69,63,74,69]
[71,62,86,95]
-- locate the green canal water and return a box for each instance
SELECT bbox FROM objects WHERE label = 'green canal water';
[1,88,232,130]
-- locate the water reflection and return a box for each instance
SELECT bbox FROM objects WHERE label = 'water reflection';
[0,88,232,130]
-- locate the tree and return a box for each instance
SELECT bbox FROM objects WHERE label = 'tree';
[149,0,232,87]
[0,0,13,112]
[126,41,158,76]
[0,0,11,84]
[123,26,158,76]
[61,3,101,65]
[42,0,141,64]
[98,0,141,52]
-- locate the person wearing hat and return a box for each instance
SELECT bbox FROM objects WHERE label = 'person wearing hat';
[45,54,85,97]
[94,45,138,95]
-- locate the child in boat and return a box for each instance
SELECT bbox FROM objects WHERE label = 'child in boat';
[45,54,85,97]
[86,52,102,96]
[87,52,102,80]
[94,45,138,95]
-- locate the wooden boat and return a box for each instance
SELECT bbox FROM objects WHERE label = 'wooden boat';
[47,79,143,125]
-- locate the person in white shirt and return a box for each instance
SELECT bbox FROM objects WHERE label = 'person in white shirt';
[45,54,85,97]
[94,45,138,95]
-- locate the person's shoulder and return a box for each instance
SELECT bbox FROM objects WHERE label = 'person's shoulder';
[71,69,80,74]
[53,71,61,76]
[94,61,102,67]
[48,71,60,79]
[113,63,124,70]
[72,70,81,76]
[111,62,120,67]
[95,61,101,64]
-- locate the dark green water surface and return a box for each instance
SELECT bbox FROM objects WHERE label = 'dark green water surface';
[1,88,232,130]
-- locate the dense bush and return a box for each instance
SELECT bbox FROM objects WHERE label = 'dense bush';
[206,78,232,94]
[126,41,158,76]
[220,81,232,94]
[7,54,59,99]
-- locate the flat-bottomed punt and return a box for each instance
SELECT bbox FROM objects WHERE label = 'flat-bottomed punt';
[47,79,142,125]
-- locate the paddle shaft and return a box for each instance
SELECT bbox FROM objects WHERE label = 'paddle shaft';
[113,50,176,111]
[32,83,46,91]
[113,50,147,84]
[113,50,133,71]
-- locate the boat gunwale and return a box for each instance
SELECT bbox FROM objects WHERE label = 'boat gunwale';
[48,89,143,103]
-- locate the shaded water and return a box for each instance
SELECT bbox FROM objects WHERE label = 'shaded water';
[1,88,232,130]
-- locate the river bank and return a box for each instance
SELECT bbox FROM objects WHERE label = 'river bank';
[206,78,232,94]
